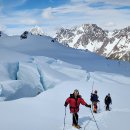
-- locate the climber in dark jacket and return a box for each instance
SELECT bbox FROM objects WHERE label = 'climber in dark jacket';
[64,89,91,129]
[104,93,112,111]
[90,90,100,113]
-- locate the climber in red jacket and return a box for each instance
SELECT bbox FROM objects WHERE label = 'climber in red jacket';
[64,89,91,129]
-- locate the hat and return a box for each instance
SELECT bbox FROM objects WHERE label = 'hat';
[74,89,79,93]
[94,90,97,94]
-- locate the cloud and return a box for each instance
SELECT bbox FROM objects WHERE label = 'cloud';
[1,0,130,36]
[0,4,3,13]
[41,1,130,32]
[42,4,89,19]
[104,22,116,28]
[0,24,6,31]
[0,9,41,26]
[42,7,54,19]
[5,26,31,36]
[101,0,130,6]
[20,19,39,25]
[70,0,85,3]
[71,0,130,6]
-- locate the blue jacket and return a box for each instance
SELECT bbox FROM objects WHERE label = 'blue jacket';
[90,93,99,102]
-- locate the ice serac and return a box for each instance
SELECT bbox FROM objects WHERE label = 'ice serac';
[0,62,18,81]
[0,62,38,101]
[0,80,37,101]
[17,62,44,93]
[0,56,89,101]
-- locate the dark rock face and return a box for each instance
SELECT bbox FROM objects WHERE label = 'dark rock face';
[20,31,29,39]
[0,31,2,37]
[0,31,8,38]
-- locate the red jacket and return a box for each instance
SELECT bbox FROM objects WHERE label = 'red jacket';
[65,94,87,113]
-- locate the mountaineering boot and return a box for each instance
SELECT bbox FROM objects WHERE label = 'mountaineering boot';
[72,124,81,129]
[75,124,81,129]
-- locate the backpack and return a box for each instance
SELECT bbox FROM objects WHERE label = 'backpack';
[90,93,98,102]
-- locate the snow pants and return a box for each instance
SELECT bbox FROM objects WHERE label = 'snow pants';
[106,103,110,111]
[72,113,78,125]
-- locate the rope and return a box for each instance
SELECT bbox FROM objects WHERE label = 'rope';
[90,108,100,130]
[83,117,92,130]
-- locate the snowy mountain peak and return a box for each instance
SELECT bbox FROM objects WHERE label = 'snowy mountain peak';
[56,24,108,52]
[113,26,130,38]
[80,24,99,30]
[29,26,44,36]
[20,26,45,39]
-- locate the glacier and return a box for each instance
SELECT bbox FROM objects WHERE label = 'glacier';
[0,32,130,130]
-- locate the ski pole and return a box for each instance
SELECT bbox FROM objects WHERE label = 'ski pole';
[90,108,100,130]
[63,107,67,130]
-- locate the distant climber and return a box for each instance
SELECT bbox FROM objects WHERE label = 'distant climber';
[104,93,112,111]
[90,90,100,113]
[64,89,91,129]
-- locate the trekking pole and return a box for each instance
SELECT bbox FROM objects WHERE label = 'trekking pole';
[63,107,67,130]
[98,102,100,112]
[90,108,100,130]
[92,81,94,93]
[91,81,94,109]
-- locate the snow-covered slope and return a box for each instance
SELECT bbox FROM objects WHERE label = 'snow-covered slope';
[0,73,130,130]
[55,24,130,62]
[0,33,130,76]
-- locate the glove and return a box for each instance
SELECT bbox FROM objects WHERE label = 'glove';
[85,104,91,108]
[64,102,68,107]
[88,104,91,108]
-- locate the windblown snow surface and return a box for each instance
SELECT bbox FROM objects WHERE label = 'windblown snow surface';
[0,34,130,130]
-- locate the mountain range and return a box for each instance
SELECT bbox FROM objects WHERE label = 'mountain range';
[1,24,130,62]
[55,24,130,62]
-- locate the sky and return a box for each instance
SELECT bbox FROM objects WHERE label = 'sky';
[0,0,130,36]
